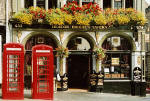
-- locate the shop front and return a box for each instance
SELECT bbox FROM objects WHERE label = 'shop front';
[10,24,146,96]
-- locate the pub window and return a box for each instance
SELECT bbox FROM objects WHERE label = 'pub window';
[37,0,45,8]
[125,0,133,8]
[114,0,122,9]
[48,0,57,9]
[102,36,131,79]
[25,0,33,8]
[67,0,94,5]
[82,0,94,5]
[103,0,111,9]
[24,0,57,9]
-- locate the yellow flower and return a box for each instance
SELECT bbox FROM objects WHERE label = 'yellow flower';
[46,8,64,25]
[116,15,130,25]
[13,12,33,25]
[63,13,74,25]
[94,13,107,25]
[74,13,92,25]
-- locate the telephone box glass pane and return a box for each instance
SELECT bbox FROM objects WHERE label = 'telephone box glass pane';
[7,55,20,92]
[37,56,50,93]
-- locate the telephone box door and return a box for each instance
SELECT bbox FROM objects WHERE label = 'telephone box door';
[2,43,24,99]
[32,45,53,100]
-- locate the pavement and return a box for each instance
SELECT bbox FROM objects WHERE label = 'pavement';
[0,89,150,101]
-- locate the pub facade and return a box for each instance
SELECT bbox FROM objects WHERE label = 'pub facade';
[6,0,147,96]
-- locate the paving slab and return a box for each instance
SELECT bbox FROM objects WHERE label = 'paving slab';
[0,89,149,101]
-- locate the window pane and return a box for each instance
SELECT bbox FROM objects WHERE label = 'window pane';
[114,0,122,9]
[37,0,45,8]
[102,36,131,79]
[25,0,33,8]
[48,0,57,8]
[126,0,133,8]
[103,0,111,9]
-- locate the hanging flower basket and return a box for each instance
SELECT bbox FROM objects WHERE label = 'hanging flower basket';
[93,47,105,61]
[55,46,69,58]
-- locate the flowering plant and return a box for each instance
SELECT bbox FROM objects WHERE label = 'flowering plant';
[93,12,107,25]
[46,8,74,25]
[46,8,65,25]
[25,7,46,21]
[104,8,116,26]
[63,12,74,25]
[93,47,105,60]
[11,3,147,26]
[12,12,33,25]
[55,46,69,58]
[82,2,102,15]
[74,13,92,25]
[61,1,82,15]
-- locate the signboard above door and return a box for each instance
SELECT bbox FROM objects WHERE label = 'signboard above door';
[82,0,93,2]
[67,0,93,2]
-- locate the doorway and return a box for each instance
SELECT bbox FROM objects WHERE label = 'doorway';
[67,54,90,89]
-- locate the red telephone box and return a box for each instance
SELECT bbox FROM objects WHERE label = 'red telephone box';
[2,43,24,99]
[32,45,54,100]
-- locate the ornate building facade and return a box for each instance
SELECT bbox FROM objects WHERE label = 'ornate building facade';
[2,0,148,96]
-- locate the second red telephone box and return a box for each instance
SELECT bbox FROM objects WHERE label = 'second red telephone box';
[32,45,54,100]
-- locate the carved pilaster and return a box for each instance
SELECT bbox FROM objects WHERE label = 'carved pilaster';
[59,31,64,44]
[17,30,22,43]
[95,32,100,45]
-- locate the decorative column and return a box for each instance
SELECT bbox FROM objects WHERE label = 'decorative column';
[111,0,114,9]
[94,0,98,3]
[57,31,68,91]
[61,0,67,8]
[45,0,48,10]
[92,54,96,72]
[57,0,60,8]
[59,57,66,76]
[97,0,103,10]
[20,0,24,9]
[133,0,137,10]
[141,0,145,15]
[34,0,37,7]
[79,0,82,7]
[90,57,104,92]
[90,32,104,92]
[136,0,141,12]
[141,29,146,81]
[122,0,125,9]
[6,0,10,43]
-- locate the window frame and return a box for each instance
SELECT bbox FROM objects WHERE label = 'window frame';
[114,0,122,9]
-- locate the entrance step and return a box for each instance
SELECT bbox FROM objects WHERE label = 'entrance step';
[68,89,88,92]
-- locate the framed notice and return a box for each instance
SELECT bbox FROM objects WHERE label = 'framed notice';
[111,58,119,65]
[111,37,120,47]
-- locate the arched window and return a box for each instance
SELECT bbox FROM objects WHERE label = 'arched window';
[102,36,131,79]
[67,37,91,51]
